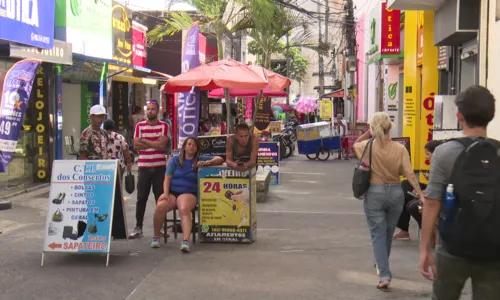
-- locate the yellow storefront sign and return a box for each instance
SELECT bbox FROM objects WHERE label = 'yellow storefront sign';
[403,11,419,167]
[419,11,438,182]
[320,99,332,120]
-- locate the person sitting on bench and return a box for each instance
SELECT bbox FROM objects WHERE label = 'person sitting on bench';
[151,137,223,252]
[394,140,442,240]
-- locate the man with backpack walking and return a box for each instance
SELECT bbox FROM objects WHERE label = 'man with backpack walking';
[420,85,500,299]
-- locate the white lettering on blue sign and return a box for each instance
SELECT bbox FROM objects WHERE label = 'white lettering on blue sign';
[0,0,39,27]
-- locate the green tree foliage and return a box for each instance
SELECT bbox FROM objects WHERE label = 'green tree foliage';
[248,40,308,83]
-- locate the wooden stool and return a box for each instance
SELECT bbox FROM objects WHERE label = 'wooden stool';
[163,205,198,244]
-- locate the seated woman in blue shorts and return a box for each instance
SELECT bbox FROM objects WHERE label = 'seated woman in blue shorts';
[151,137,223,252]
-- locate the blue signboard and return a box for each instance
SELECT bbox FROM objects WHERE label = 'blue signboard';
[258,142,280,185]
[42,160,127,266]
[0,59,40,172]
[0,0,55,49]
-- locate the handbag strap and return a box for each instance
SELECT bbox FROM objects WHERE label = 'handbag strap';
[368,139,373,173]
[358,139,373,167]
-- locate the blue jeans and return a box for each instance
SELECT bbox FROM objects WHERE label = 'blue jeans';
[363,184,404,281]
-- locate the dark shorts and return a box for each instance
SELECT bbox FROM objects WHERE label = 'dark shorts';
[170,190,197,198]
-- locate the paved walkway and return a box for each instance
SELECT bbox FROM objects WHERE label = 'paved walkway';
[0,155,471,300]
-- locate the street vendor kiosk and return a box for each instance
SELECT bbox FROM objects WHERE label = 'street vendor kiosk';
[198,166,257,243]
[297,122,341,161]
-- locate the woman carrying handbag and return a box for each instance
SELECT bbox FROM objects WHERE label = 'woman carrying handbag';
[353,112,424,291]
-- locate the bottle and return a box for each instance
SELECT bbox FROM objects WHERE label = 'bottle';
[444,184,456,220]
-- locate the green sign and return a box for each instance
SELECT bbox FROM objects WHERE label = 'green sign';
[81,84,92,132]
[370,18,376,45]
[388,83,398,100]
[56,0,113,59]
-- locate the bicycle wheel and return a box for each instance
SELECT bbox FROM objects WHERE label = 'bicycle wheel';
[317,147,330,161]
[306,153,318,160]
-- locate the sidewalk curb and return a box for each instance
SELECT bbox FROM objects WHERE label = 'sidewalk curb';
[4,183,50,200]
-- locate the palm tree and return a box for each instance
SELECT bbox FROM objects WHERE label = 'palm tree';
[147,0,253,60]
[246,2,324,69]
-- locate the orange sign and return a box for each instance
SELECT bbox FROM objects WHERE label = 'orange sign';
[417,11,424,66]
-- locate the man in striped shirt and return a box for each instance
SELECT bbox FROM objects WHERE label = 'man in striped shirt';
[129,100,169,239]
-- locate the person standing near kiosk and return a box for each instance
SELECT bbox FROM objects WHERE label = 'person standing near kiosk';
[226,124,259,171]
[129,100,169,239]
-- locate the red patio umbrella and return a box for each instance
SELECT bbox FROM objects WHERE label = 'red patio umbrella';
[161,59,268,93]
[208,85,287,98]
[247,65,291,91]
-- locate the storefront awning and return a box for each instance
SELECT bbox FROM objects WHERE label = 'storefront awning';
[322,89,344,98]
[0,40,73,65]
[387,0,445,10]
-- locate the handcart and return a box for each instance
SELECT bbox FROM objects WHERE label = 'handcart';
[296,122,341,161]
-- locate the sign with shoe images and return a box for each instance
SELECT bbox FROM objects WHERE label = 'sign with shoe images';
[41,160,128,267]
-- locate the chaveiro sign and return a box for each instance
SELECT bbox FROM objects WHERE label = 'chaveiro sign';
[177,23,200,148]
[0,0,55,49]
[0,59,41,172]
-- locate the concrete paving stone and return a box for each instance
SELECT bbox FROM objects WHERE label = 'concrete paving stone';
[0,155,472,299]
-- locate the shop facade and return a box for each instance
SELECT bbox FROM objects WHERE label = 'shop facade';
[363,2,404,137]
[0,0,68,192]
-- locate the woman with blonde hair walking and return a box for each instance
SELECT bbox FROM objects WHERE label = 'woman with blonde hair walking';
[354,112,424,291]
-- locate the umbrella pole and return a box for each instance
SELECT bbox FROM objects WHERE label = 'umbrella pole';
[224,88,232,134]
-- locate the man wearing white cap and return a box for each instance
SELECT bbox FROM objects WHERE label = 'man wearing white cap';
[79,104,111,160]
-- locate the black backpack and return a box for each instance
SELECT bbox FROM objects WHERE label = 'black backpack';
[439,137,500,260]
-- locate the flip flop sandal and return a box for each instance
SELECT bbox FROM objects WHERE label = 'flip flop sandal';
[376,282,390,292]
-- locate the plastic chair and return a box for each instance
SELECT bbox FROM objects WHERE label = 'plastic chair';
[163,205,198,244]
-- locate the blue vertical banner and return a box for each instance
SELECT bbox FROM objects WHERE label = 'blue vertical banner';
[0,59,41,172]
[0,0,55,49]
[177,23,200,148]
[257,142,280,185]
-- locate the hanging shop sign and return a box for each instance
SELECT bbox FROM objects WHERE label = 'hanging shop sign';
[319,99,332,120]
[244,98,253,122]
[30,63,51,182]
[254,97,271,131]
[0,59,40,172]
[8,40,73,65]
[56,0,113,59]
[132,21,147,68]
[112,2,132,65]
[177,23,200,148]
[381,2,401,55]
[112,81,129,136]
[0,0,55,49]
[237,98,244,124]
[438,46,451,70]
[41,160,128,267]
[199,135,227,161]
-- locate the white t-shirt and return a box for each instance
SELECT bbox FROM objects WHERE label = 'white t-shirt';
[337,119,349,136]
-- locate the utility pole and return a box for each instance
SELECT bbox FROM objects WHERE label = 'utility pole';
[286,31,291,104]
[344,0,357,128]
[317,1,327,97]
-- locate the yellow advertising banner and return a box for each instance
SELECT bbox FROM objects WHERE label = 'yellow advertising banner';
[419,11,438,181]
[403,11,419,168]
[198,167,256,243]
[417,11,424,66]
[320,99,332,120]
